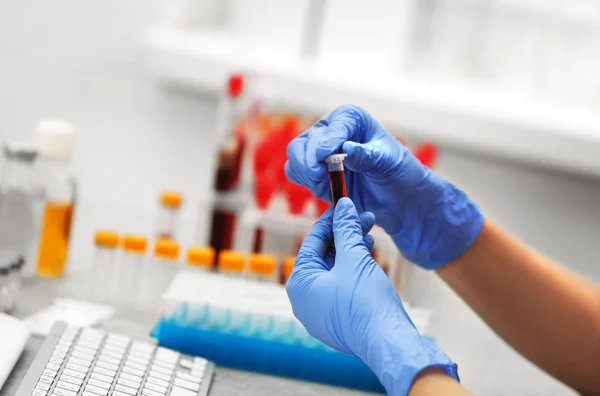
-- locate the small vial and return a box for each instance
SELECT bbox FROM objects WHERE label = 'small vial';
[0,263,10,312]
[186,246,215,271]
[91,230,119,302]
[154,239,180,281]
[249,254,277,282]
[6,256,25,312]
[325,154,348,205]
[217,250,245,276]
[156,191,183,240]
[121,235,148,306]
[280,256,295,285]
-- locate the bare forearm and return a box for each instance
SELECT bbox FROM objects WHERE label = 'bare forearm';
[408,367,471,396]
[437,219,600,394]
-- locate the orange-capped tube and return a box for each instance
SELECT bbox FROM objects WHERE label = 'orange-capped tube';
[120,235,148,305]
[156,190,183,240]
[187,246,215,270]
[217,250,245,275]
[282,256,295,284]
[123,235,147,254]
[91,230,119,302]
[249,254,277,282]
[95,231,119,248]
[154,239,179,260]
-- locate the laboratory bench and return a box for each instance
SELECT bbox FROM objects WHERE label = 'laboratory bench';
[0,273,376,396]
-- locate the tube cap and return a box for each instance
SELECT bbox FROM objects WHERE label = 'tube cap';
[228,74,244,98]
[160,191,183,208]
[94,231,119,248]
[154,239,179,260]
[249,254,277,276]
[217,250,245,273]
[282,256,295,281]
[123,235,148,253]
[34,119,76,160]
[187,246,215,269]
[324,153,347,164]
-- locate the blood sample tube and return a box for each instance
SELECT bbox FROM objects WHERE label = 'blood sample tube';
[217,250,246,277]
[325,154,348,205]
[186,246,215,271]
[249,254,277,282]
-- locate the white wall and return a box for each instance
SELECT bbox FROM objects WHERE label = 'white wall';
[0,1,597,394]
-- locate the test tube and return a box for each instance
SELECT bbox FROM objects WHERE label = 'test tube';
[153,239,180,296]
[249,254,277,282]
[121,235,148,306]
[325,154,348,205]
[91,230,119,302]
[280,256,295,285]
[186,246,215,271]
[217,250,245,277]
[156,191,183,240]
[6,257,24,312]
[0,263,10,312]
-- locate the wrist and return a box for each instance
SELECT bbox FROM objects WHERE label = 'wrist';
[364,331,458,396]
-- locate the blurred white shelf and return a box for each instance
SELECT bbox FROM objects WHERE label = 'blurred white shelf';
[143,27,600,177]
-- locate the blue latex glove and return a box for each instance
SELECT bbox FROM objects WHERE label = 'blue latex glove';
[287,198,458,395]
[285,104,484,269]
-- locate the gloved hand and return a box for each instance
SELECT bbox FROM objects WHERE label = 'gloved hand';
[287,198,458,395]
[285,105,484,269]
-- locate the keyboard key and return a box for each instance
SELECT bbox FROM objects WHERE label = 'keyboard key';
[121,366,145,377]
[147,371,170,382]
[87,378,111,389]
[65,362,89,374]
[73,345,98,355]
[45,362,61,371]
[90,372,114,384]
[173,378,199,392]
[54,346,70,354]
[32,389,47,396]
[72,351,95,361]
[128,349,152,360]
[83,392,101,396]
[127,355,149,366]
[141,389,165,396]
[144,383,168,393]
[155,347,179,363]
[152,359,174,370]
[169,386,196,396]
[113,392,134,396]
[118,378,141,389]
[42,369,57,378]
[35,382,52,391]
[81,328,105,338]
[131,340,155,352]
[119,372,143,383]
[95,360,119,371]
[146,376,169,388]
[56,380,80,392]
[92,366,116,377]
[102,343,126,355]
[38,375,54,384]
[50,354,66,363]
[67,357,91,367]
[106,334,130,345]
[58,375,83,386]
[193,357,207,366]
[179,359,193,369]
[124,361,147,372]
[176,371,202,384]
[84,384,108,396]
[97,355,120,366]
[76,340,100,350]
[191,368,205,377]
[149,365,172,376]
[114,384,137,395]
[52,387,77,396]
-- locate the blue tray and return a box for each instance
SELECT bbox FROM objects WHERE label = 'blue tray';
[152,319,385,393]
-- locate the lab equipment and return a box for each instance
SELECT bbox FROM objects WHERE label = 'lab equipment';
[208,74,246,256]
[287,198,456,395]
[249,253,277,282]
[186,246,215,271]
[324,153,347,206]
[34,119,77,278]
[280,256,295,285]
[153,270,385,393]
[285,105,484,269]
[121,235,148,305]
[0,142,43,278]
[156,191,183,240]
[216,250,245,276]
[13,321,215,396]
[6,256,25,312]
[91,231,119,302]
[153,239,180,300]
[0,313,29,390]
[0,263,11,312]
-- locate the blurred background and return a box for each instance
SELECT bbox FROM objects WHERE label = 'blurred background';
[2,0,600,394]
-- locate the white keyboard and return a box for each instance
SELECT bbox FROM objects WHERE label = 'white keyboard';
[14,322,214,396]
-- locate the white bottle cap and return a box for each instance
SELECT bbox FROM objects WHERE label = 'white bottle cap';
[34,119,75,159]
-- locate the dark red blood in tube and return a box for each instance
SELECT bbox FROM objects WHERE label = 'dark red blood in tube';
[253,227,264,253]
[209,209,236,258]
[329,170,347,206]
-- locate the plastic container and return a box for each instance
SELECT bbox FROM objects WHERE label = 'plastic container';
[0,143,43,278]
[152,239,180,302]
[121,235,148,306]
[217,250,245,276]
[249,254,277,282]
[156,191,182,240]
[91,230,119,302]
[34,119,77,278]
[186,246,215,271]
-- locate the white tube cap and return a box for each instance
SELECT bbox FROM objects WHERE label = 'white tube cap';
[34,119,75,159]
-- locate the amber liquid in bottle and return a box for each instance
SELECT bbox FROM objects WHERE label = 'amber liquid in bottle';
[37,201,74,277]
